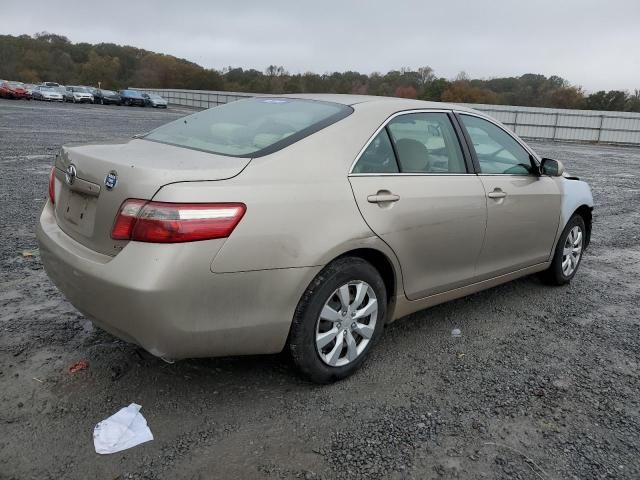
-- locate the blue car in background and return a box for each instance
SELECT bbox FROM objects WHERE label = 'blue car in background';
[119,89,146,107]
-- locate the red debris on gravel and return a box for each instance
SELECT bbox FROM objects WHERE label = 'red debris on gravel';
[68,360,88,373]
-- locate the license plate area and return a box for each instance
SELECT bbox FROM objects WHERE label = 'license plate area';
[59,188,97,236]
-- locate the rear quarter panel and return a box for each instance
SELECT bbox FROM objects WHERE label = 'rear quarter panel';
[152,103,404,282]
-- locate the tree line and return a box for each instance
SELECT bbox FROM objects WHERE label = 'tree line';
[1,33,639,112]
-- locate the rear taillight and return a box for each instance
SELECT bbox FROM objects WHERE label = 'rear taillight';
[48,167,56,204]
[111,200,246,243]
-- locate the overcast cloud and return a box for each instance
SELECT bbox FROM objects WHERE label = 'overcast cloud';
[1,0,639,92]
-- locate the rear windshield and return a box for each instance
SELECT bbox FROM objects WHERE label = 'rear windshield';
[143,97,353,157]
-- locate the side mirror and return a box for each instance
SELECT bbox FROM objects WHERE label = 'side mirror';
[541,158,565,177]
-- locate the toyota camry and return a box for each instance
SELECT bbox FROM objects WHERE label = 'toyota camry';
[37,95,594,383]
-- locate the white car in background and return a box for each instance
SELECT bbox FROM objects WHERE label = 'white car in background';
[32,86,64,102]
[66,86,94,104]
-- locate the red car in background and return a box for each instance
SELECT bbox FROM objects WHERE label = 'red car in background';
[0,81,31,99]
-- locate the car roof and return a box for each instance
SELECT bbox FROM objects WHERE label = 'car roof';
[275,93,479,114]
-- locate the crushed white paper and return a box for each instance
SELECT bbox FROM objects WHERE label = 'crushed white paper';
[93,403,153,454]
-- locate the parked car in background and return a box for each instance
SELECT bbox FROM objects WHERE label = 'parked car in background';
[23,84,38,96]
[8,81,31,99]
[38,95,594,383]
[31,85,64,102]
[119,89,146,106]
[51,85,73,102]
[66,86,94,104]
[43,82,60,87]
[54,86,74,102]
[0,82,13,99]
[142,93,168,108]
[93,89,122,105]
[0,81,31,99]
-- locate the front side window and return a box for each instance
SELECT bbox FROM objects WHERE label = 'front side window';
[386,113,467,173]
[144,97,353,157]
[460,114,534,175]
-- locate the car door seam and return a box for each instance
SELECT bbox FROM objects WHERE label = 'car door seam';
[346,176,408,299]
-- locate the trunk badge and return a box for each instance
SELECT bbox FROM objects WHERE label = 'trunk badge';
[65,164,77,185]
[105,171,118,190]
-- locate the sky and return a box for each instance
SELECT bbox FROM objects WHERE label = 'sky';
[1,0,639,92]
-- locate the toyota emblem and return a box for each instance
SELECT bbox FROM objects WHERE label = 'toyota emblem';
[65,164,77,185]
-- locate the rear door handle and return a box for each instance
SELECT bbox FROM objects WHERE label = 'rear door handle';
[367,192,400,204]
[487,189,506,199]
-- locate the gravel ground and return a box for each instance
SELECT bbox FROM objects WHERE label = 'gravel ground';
[1,98,639,480]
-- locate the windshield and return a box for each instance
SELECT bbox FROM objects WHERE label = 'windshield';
[74,87,90,93]
[150,94,164,99]
[9,82,24,88]
[122,90,142,97]
[102,90,116,95]
[42,87,56,92]
[144,98,353,157]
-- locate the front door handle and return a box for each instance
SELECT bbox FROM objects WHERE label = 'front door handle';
[367,191,400,204]
[487,189,506,199]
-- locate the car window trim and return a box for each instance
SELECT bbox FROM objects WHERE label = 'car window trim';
[349,109,475,176]
[453,111,541,175]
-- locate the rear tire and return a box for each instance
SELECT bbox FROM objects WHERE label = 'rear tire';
[289,257,387,383]
[540,214,586,286]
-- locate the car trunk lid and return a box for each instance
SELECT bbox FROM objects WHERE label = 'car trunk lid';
[54,138,250,256]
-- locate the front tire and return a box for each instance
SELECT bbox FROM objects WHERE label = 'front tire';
[541,214,586,285]
[289,257,387,383]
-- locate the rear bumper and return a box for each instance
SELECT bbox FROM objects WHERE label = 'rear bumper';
[37,201,319,359]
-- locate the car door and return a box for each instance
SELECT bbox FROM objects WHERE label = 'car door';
[457,113,561,279]
[349,111,487,300]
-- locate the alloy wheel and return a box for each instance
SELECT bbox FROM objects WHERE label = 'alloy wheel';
[562,225,583,276]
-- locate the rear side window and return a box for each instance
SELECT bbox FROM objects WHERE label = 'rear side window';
[352,129,399,173]
[144,98,353,158]
[387,113,466,173]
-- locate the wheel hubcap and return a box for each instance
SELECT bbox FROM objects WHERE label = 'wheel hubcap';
[562,225,583,276]
[315,281,378,367]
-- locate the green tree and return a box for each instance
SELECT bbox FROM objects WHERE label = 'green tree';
[0,32,635,113]
[80,51,120,87]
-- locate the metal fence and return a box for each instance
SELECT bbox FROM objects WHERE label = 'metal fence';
[135,88,253,109]
[135,88,640,146]
[459,103,640,145]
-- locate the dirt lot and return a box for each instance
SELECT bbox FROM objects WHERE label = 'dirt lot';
[1,98,639,480]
